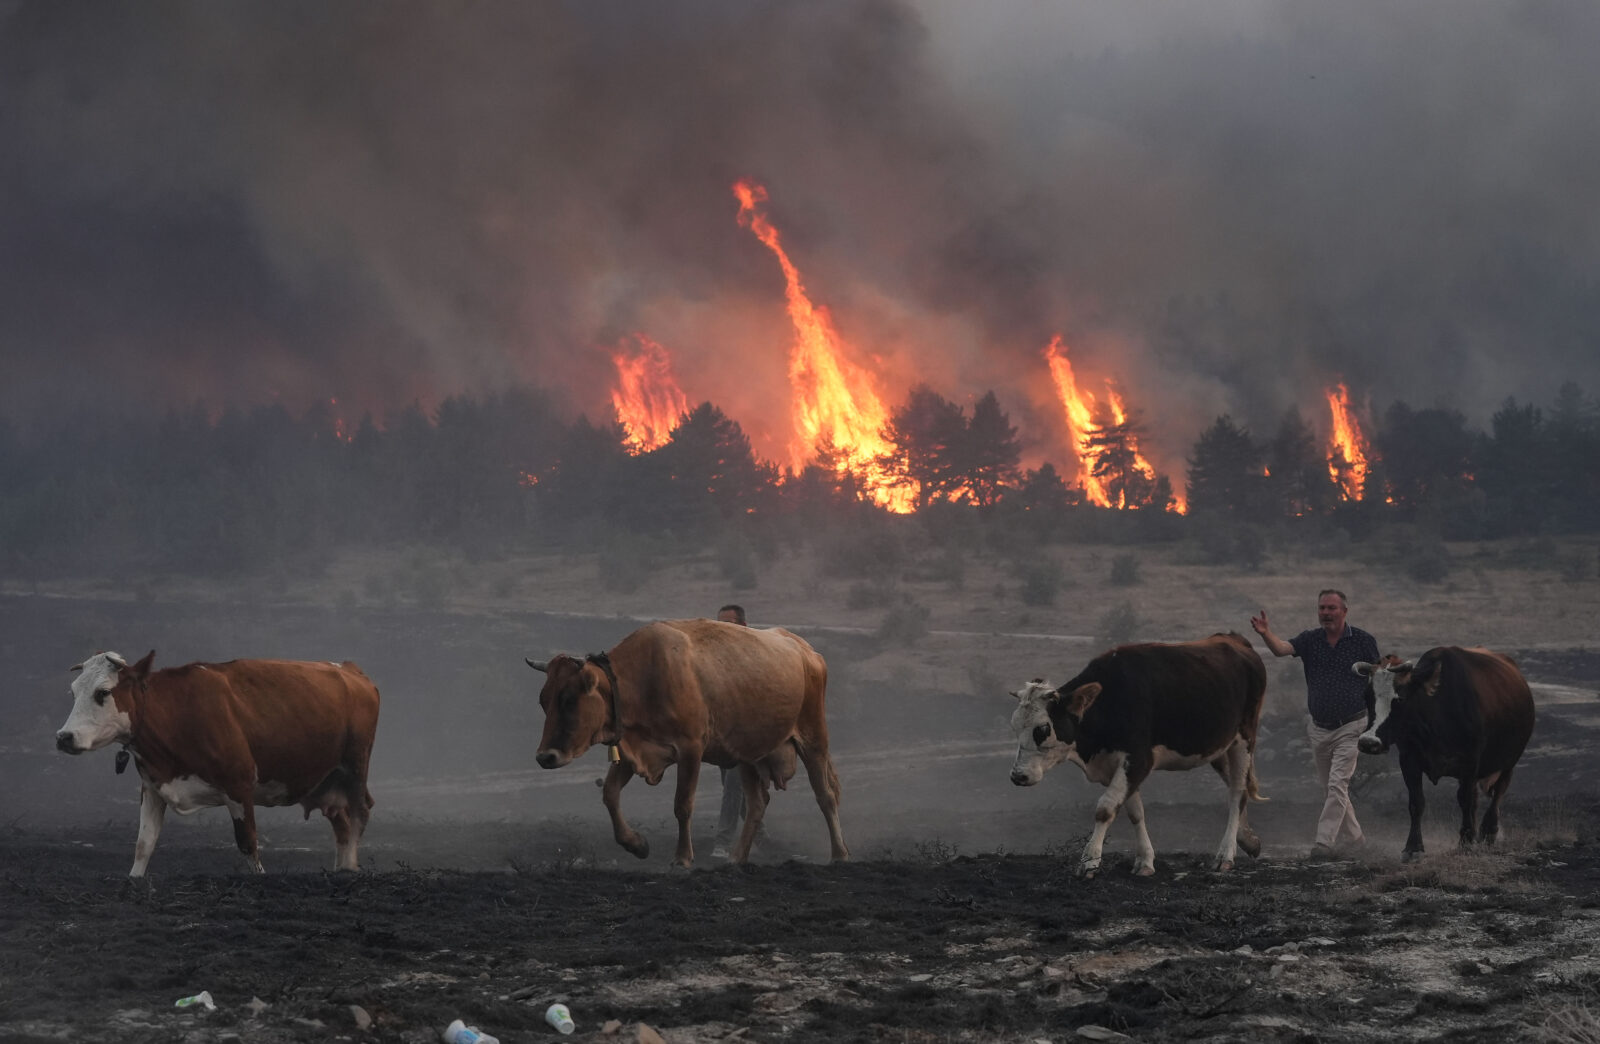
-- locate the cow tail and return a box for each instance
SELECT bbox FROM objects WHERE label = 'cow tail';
[1245,755,1266,803]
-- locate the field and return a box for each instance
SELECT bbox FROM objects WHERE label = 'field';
[2,537,1598,1042]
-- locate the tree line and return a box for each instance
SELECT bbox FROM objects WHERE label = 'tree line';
[0,381,1596,580]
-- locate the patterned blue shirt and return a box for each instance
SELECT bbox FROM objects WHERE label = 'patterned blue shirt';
[1290,624,1381,728]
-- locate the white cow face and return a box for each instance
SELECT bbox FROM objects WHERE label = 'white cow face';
[56,652,134,755]
[1009,679,1071,786]
[1353,655,1412,754]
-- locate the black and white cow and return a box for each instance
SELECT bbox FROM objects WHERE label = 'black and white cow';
[1354,647,1535,860]
[1009,633,1267,876]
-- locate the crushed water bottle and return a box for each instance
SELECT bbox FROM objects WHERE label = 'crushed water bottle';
[174,991,216,1011]
[441,1017,500,1044]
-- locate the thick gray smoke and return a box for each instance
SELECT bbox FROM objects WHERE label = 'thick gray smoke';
[2,0,1596,467]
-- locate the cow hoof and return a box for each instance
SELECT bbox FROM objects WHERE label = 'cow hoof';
[1077,864,1100,879]
[1213,860,1233,873]
[622,837,650,860]
[1402,849,1424,863]
[1134,864,1157,877]
[1237,833,1262,859]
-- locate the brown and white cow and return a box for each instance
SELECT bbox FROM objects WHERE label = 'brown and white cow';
[528,619,847,867]
[1354,647,1535,860]
[1009,633,1267,877]
[55,651,380,876]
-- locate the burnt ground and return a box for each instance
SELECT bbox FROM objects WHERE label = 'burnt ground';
[3,812,1600,1044]
[3,592,1600,1042]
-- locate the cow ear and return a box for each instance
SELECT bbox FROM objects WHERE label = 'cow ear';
[1059,682,1102,718]
[526,659,549,673]
[131,650,155,679]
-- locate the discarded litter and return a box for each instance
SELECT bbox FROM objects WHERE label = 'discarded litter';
[442,1018,500,1044]
[545,1003,575,1035]
[174,991,216,1011]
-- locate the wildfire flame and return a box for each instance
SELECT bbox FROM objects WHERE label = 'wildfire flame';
[1042,336,1179,511]
[610,333,689,454]
[734,181,913,512]
[1324,382,1371,500]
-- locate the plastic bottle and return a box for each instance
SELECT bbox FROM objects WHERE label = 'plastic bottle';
[545,1003,575,1035]
[174,991,216,1011]
[441,1018,500,1044]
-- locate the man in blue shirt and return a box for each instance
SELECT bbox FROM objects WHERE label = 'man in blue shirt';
[1251,589,1380,858]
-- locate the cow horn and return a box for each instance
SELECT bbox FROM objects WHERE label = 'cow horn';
[1351,661,1376,677]
[69,664,83,673]
[1394,660,1416,673]
[526,658,548,673]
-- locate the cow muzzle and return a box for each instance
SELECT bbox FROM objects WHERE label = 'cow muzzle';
[1010,769,1037,787]
[535,749,569,770]
[1358,736,1387,756]
[55,732,84,755]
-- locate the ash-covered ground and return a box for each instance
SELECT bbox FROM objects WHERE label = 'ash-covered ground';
[3,591,1598,1042]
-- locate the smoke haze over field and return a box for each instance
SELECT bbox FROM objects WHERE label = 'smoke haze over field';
[3,0,1598,473]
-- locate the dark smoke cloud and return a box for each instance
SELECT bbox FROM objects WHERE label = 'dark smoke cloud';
[2,0,1596,470]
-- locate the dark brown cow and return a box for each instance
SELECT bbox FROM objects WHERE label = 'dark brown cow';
[55,651,380,876]
[1355,647,1535,860]
[528,619,847,867]
[1009,633,1267,876]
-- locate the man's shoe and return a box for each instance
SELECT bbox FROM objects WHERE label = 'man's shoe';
[711,844,730,860]
[1307,843,1338,862]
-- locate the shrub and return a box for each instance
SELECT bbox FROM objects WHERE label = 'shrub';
[597,540,657,594]
[1110,553,1141,587]
[1019,558,1064,606]
[876,597,931,645]
[1097,602,1142,646]
[846,581,894,610]
[717,533,759,590]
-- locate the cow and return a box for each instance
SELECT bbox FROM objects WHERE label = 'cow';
[1009,633,1267,877]
[528,619,847,868]
[55,651,380,877]
[1353,647,1535,860]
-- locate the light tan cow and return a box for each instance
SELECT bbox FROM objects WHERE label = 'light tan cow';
[528,619,847,867]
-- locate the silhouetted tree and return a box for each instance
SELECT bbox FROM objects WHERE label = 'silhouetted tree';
[1263,406,1339,517]
[1375,401,1475,509]
[880,385,967,509]
[1186,415,1263,517]
[961,391,1023,507]
[1085,413,1161,509]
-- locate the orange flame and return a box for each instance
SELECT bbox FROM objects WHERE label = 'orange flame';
[610,333,689,454]
[734,181,912,512]
[1324,382,1371,500]
[1042,337,1180,511]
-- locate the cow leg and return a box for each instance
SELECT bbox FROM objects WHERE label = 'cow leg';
[1210,741,1250,871]
[731,763,770,864]
[601,760,649,860]
[1480,766,1514,846]
[1210,747,1260,860]
[129,784,168,878]
[224,796,264,874]
[670,755,703,868]
[327,804,358,872]
[1399,751,1426,860]
[1080,757,1129,878]
[796,743,849,862]
[1456,765,1481,848]
[1122,792,1156,876]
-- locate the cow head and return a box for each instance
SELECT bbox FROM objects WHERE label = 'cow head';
[1009,677,1102,786]
[528,653,613,769]
[56,650,154,755]
[1353,654,1426,754]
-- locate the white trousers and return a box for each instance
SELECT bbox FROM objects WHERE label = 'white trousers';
[1307,716,1366,847]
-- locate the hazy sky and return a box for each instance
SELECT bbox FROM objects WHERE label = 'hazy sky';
[3,0,1596,473]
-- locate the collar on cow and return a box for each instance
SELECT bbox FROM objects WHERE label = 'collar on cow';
[585,652,623,748]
